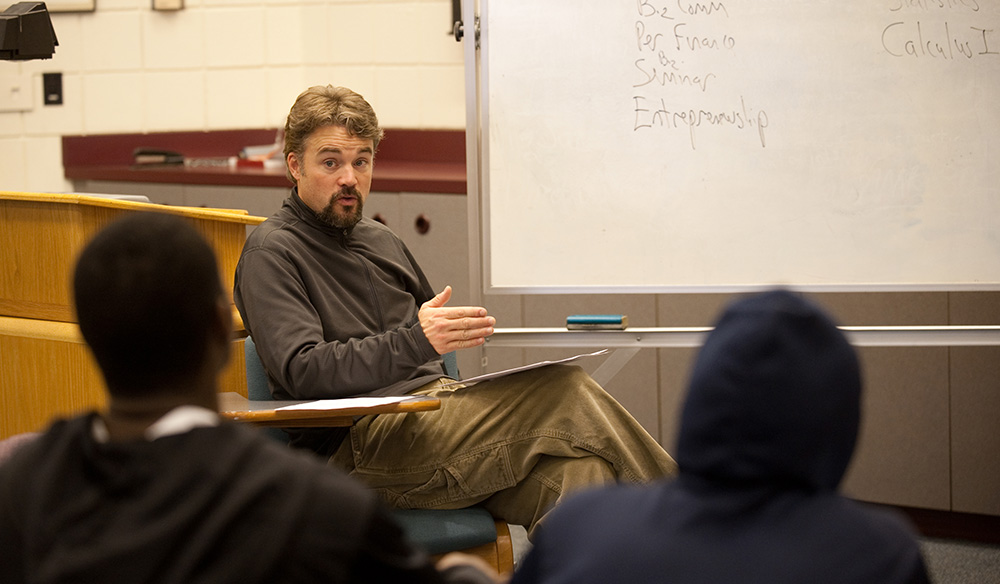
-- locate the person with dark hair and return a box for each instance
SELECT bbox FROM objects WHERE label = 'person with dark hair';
[72,212,225,396]
[233,85,678,538]
[0,212,498,584]
[509,289,931,584]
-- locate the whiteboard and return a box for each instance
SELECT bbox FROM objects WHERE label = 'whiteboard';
[472,0,1000,293]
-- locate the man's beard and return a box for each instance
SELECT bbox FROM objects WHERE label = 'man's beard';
[317,187,364,229]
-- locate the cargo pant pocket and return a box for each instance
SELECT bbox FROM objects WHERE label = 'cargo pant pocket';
[359,442,517,509]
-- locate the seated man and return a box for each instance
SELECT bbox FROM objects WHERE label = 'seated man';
[233,85,677,537]
[509,289,931,584]
[0,213,498,584]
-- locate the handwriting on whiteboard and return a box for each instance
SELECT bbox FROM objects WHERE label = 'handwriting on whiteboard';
[630,1,997,150]
[631,1,768,150]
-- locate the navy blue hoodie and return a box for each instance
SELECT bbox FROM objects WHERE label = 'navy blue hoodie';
[512,289,930,584]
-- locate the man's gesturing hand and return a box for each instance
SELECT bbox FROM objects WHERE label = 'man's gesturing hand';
[419,286,496,354]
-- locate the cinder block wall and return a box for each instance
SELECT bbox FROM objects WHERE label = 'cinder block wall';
[0,0,465,193]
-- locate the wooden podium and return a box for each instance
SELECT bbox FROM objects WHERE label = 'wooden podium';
[0,192,265,439]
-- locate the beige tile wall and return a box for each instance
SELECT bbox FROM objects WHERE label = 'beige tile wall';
[1,0,465,193]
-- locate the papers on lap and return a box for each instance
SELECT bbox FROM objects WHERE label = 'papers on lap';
[271,349,611,407]
[440,349,609,388]
[275,395,416,411]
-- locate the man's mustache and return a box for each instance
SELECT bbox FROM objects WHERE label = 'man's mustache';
[334,187,361,200]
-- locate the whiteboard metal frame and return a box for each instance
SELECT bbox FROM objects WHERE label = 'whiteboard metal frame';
[479,283,1000,295]
[466,0,495,297]
[486,326,1000,349]
[486,325,1000,386]
[463,0,484,307]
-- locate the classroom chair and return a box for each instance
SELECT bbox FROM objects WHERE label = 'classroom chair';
[242,335,514,574]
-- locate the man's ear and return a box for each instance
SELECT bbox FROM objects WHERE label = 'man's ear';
[287,152,301,181]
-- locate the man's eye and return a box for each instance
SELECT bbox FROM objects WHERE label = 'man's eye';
[355,159,370,168]
[324,160,336,168]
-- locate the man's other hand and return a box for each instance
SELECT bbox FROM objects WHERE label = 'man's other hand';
[419,286,495,354]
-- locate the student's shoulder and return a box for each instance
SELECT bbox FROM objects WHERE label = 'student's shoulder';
[223,426,380,539]
[0,417,90,491]
[838,497,924,544]
[221,423,372,498]
[817,497,930,581]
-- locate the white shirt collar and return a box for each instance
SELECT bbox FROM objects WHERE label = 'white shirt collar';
[92,405,220,443]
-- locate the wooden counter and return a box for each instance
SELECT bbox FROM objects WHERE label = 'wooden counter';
[62,129,467,194]
[0,192,262,323]
[0,316,247,438]
[0,192,259,438]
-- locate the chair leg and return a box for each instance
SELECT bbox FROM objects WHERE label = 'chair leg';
[431,520,514,576]
[493,520,515,574]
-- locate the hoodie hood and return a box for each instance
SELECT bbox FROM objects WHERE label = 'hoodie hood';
[676,289,861,491]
